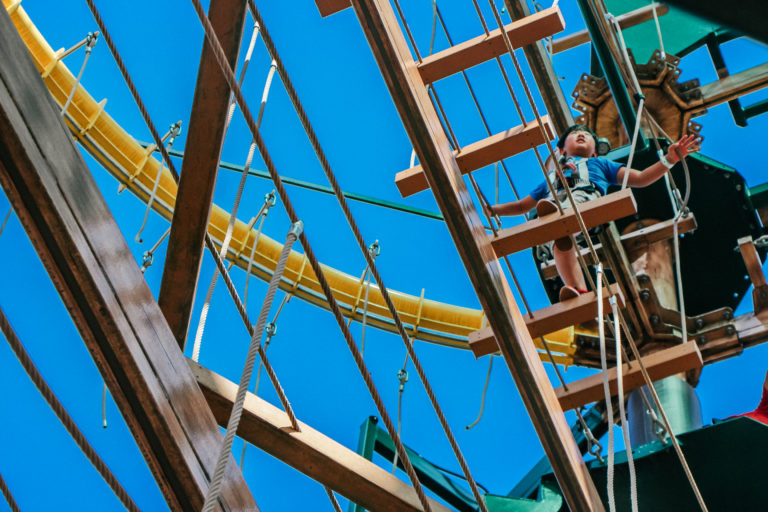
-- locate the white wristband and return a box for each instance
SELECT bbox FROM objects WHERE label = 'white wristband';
[659,153,675,169]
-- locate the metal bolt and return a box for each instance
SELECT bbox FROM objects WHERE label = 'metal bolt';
[725,325,735,336]
[723,310,733,320]
[650,314,660,325]
[695,318,704,330]
[640,290,651,301]
[697,334,707,344]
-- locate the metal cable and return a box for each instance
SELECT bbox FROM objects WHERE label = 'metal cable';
[245,193,276,308]
[242,2,488,508]
[0,208,11,238]
[193,2,433,507]
[139,226,171,274]
[325,487,343,512]
[61,32,98,117]
[0,471,20,512]
[466,355,493,430]
[101,381,108,428]
[0,306,140,512]
[202,225,301,512]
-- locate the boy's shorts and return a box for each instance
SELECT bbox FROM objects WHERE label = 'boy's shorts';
[534,187,602,263]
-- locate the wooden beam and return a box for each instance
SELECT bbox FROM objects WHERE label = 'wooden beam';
[738,236,768,314]
[158,0,247,349]
[539,214,697,279]
[0,9,256,510]
[349,1,604,509]
[554,342,703,411]
[417,6,565,84]
[491,189,637,257]
[395,117,553,197]
[468,284,624,358]
[551,4,669,54]
[191,360,452,512]
[504,0,573,134]
[315,0,351,17]
[698,62,768,109]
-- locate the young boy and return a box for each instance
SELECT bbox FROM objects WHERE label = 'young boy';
[487,124,698,301]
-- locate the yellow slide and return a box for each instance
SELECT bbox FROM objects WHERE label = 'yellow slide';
[3,0,577,364]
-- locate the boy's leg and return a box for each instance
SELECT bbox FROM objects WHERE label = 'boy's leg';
[554,244,586,291]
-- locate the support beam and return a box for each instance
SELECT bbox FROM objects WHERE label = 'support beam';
[190,360,452,512]
[504,0,574,134]
[395,117,554,197]
[698,62,768,110]
[738,236,768,315]
[468,284,624,358]
[554,342,703,411]
[417,7,564,84]
[0,9,256,510]
[491,188,637,257]
[350,1,604,509]
[159,0,247,349]
[551,4,669,54]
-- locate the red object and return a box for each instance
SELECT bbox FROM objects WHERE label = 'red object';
[737,383,768,425]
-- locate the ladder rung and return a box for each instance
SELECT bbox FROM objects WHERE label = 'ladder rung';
[395,117,553,197]
[491,188,637,257]
[554,342,703,410]
[417,6,565,84]
[538,214,697,279]
[468,283,625,358]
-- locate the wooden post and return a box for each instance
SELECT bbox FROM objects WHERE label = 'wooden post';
[349,1,604,509]
[0,8,256,510]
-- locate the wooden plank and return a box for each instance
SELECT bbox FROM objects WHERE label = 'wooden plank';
[468,284,624,358]
[191,360,452,512]
[417,6,564,84]
[698,62,768,109]
[554,343,703,411]
[349,1,605,509]
[491,188,637,257]
[539,215,697,279]
[315,0,351,17]
[395,117,553,197]
[0,9,256,510]
[551,4,669,54]
[158,0,246,349]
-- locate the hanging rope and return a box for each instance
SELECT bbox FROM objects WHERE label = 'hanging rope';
[202,222,302,512]
[0,470,20,512]
[244,192,276,308]
[596,264,617,512]
[0,208,11,238]
[465,355,493,430]
[102,381,108,428]
[651,2,666,60]
[192,2,434,507]
[392,355,410,474]
[61,32,98,117]
[360,240,380,357]
[0,306,140,512]
[325,487,343,512]
[135,120,181,243]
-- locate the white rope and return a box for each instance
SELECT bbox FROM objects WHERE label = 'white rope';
[61,32,98,117]
[135,121,181,243]
[202,222,301,512]
[613,297,638,512]
[597,264,616,512]
[465,355,493,430]
[651,2,666,60]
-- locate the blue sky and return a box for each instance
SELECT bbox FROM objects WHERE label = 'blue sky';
[1,1,768,510]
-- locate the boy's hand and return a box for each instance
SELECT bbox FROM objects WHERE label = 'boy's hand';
[667,134,700,164]
[483,202,497,219]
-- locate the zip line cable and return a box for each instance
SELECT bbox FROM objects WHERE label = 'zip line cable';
[0,306,140,512]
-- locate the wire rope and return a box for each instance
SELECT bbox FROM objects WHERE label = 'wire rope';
[0,470,20,512]
[465,355,493,430]
[61,32,98,117]
[243,2,489,509]
[244,193,276,308]
[0,306,140,512]
[0,208,11,238]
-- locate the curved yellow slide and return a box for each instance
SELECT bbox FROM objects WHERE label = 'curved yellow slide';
[3,0,577,364]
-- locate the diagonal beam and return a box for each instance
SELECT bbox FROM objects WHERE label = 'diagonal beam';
[190,360,452,512]
[349,1,604,509]
[159,0,247,348]
[0,9,256,510]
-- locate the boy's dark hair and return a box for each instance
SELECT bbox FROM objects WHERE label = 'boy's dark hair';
[556,124,598,149]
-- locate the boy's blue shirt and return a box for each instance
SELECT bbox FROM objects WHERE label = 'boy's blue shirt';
[529,156,624,200]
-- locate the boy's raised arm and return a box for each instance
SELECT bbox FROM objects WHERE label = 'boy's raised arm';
[487,195,538,217]
[617,134,700,188]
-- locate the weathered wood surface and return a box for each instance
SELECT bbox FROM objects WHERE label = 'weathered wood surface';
[191,360,452,512]
[554,342,703,410]
[159,0,247,349]
[350,0,604,509]
[0,9,256,510]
